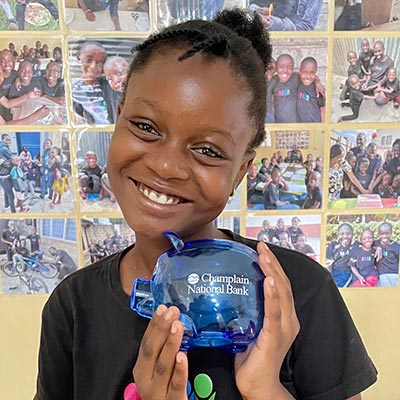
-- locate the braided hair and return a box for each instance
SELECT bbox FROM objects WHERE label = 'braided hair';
[122,8,272,151]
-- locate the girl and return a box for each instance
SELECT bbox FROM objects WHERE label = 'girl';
[48,146,70,208]
[349,229,378,287]
[35,9,376,400]
[326,223,355,288]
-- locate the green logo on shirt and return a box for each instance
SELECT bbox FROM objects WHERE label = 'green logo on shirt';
[187,373,216,400]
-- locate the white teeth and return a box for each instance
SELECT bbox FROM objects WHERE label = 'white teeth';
[148,192,158,202]
[139,183,180,205]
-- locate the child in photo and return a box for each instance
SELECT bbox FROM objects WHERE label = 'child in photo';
[258,157,270,177]
[339,51,365,103]
[9,154,29,212]
[349,229,378,287]
[79,151,103,201]
[41,61,65,105]
[25,48,41,76]
[314,156,323,173]
[340,152,357,198]
[35,9,377,400]
[365,142,382,182]
[390,174,400,198]
[304,158,316,186]
[294,234,316,258]
[278,231,295,250]
[268,54,298,123]
[326,223,355,287]
[382,138,400,177]
[264,167,300,209]
[375,68,400,108]
[0,65,40,111]
[359,39,374,77]
[72,41,115,124]
[338,74,376,122]
[286,216,304,245]
[78,0,122,30]
[8,60,42,99]
[375,222,399,287]
[297,56,325,122]
[302,171,322,209]
[351,156,373,196]
[49,146,69,209]
[372,171,392,198]
[103,56,129,93]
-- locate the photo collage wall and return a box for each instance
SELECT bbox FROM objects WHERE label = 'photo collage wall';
[0,0,399,294]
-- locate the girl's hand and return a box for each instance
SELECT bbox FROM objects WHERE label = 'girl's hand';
[133,305,189,400]
[235,242,299,400]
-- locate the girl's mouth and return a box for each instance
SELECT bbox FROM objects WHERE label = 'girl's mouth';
[133,180,187,205]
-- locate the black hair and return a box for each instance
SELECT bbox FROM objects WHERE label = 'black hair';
[338,223,353,233]
[300,56,317,69]
[330,144,345,159]
[122,8,272,151]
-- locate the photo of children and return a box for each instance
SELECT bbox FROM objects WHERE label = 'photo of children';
[247,129,324,210]
[266,38,327,124]
[326,214,399,288]
[0,218,78,295]
[247,0,328,31]
[81,218,135,266]
[332,37,400,123]
[77,130,118,211]
[0,0,59,30]
[0,39,65,125]
[246,214,321,261]
[69,38,140,125]
[329,129,400,210]
[0,131,73,214]
[156,0,241,28]
[334,0,400,31]
[156,0,328,31]
[65,0,150,31]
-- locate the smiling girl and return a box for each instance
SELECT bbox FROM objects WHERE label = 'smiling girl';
[35,8,376,400]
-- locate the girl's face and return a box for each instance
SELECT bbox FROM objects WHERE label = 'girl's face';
[109,50,255,239]
[378,226,391,245]
[338,225,353,247]
[387,69,397,82]
[361,40,370,53]
[382,173,392,187]
[361,230,374,249]
[331,151,345,168]
[276,56,294,83]
[359,161,369,174]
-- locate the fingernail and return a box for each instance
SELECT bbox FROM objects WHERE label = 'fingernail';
[164,310,173,321]
[171,324,177,334]
[176,352,184,363]
[155,306,163,316]
[269,277,275,287]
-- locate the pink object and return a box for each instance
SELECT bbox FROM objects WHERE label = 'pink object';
[124,383,141,400]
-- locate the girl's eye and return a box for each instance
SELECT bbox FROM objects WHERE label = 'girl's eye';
[194,146,223,159]
[134,122,159,136]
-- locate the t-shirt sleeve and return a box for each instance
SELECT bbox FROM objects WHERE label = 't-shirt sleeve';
[35,288,74,400]
[289,274,377,399]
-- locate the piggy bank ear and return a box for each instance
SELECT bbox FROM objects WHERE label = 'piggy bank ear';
[130,278,154,318]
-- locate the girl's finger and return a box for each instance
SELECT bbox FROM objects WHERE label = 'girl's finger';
[167,352,188,400]
[261,276,282,335]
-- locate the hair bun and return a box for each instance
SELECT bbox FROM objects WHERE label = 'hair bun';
[214,8,271,68]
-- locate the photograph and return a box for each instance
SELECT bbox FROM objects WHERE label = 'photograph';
[247,0,328,31]
[68,37,140,125]
[247,129,324,211]
[326,213,399,288]
[81,217,135,266]
[246,214,321,261]
[334,0,400,31]
[65,0,150,31]
[329,129,400,210]
[0,38,65,126]
[0,0,59,30]
[266,37,327,124]
[0,217,78,294]
[332,37,400,123]
[0,131,73,214]
[156,0,242,28]
[76,130,118,212]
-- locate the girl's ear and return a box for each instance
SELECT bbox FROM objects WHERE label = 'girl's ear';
[233,150,256,191]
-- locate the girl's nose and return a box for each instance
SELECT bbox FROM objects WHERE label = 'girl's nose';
[146,142,191,181]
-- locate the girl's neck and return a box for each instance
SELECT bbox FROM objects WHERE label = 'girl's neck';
[361,245,372,251]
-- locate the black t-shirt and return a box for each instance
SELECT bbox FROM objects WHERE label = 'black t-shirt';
[270,73,299,123]
[359,50,374,71]
[0,70,18,121]
[27,233,40,252]
[297,81,324,123]
[8,77,42,99]
[35,231,377,400]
